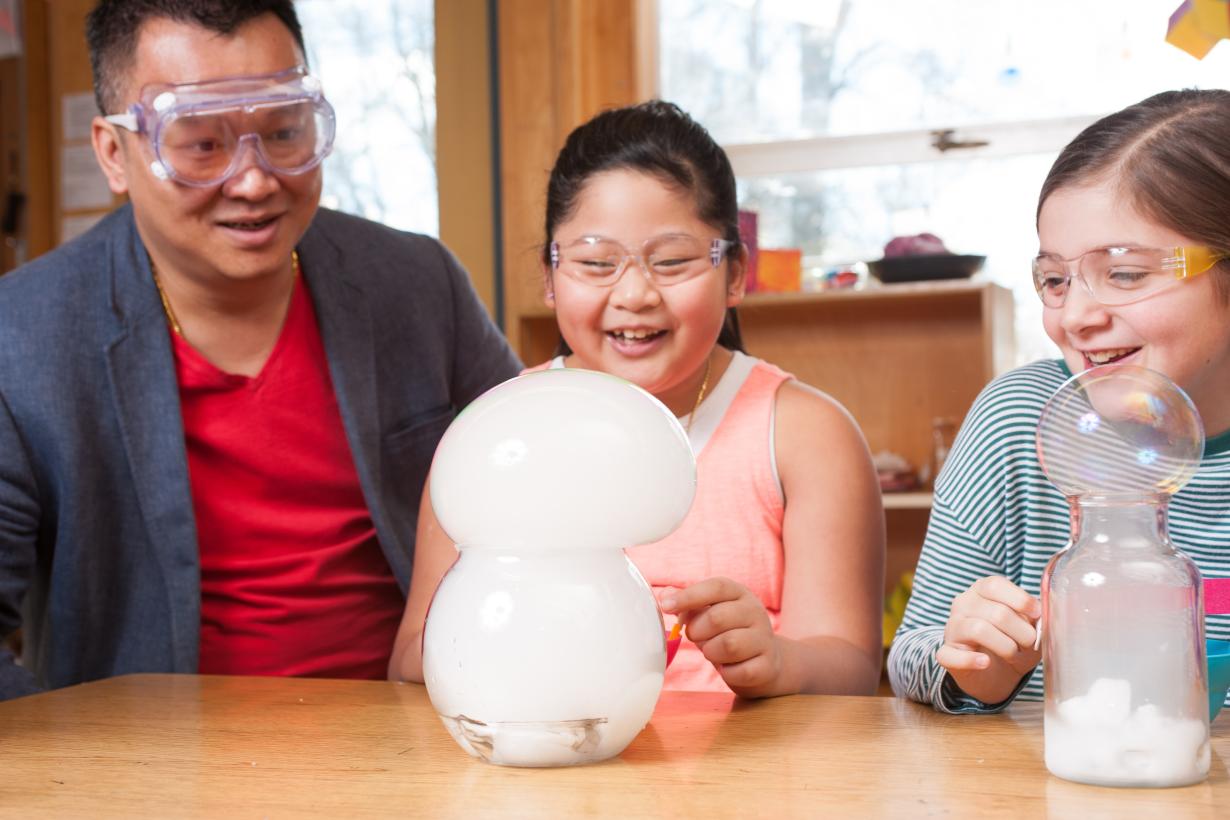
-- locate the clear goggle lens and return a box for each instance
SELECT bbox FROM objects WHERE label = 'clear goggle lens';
[155,99,334,185]
[1032,245,1225,308]
[106,67,336,187]
[551,235,734,287]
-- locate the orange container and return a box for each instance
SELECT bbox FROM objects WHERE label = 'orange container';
[755,248,802,293]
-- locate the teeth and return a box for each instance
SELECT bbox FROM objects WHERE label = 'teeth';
[612,329,658,340]
[1086,348,1136,364]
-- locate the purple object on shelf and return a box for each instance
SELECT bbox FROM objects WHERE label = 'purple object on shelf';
[868,254,985,283]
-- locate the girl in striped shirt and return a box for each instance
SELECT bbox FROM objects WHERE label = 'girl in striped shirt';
[889,89,1230,712]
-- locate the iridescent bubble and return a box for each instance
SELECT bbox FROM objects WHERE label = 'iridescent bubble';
[1036,365,1204,499]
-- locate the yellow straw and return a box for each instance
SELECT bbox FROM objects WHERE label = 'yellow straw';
[668,622,682,641]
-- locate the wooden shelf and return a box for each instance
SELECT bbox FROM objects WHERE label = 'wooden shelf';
[743,277,994,307]
[881,491,933,510]
[740,279,1012,594]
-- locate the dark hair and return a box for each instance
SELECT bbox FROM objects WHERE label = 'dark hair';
[1038,88,1230,298]
[543,100,745,354]
[87,0,306,114]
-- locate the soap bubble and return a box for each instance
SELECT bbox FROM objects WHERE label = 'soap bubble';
[1036,365,1204,499]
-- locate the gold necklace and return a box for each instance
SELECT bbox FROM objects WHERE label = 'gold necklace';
[684,356,712,435]
[151,251,300,337]
[151,265,182,337]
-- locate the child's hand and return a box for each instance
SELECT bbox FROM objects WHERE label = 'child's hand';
[936,575,1041,704]
[661,577,782,695]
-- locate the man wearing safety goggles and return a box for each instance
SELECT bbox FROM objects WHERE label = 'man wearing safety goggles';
[0,0,520,701]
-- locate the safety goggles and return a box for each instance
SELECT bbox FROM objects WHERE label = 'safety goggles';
[105,66,336,187]
[1031,245,1226,308]
[550,234,736,288]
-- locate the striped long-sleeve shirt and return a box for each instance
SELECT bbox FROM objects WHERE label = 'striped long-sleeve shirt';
[888,358,1230,713]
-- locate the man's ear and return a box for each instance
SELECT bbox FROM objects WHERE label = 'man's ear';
[91,116,132,195]
[725,244,749,307]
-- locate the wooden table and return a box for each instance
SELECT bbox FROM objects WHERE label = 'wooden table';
[0,675,1227,818]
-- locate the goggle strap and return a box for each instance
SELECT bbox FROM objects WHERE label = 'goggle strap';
[1182,246,1222,278]
[105,112,140,133]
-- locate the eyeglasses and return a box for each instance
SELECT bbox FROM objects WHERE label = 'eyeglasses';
[104,66,336,187]
[549,235,736,288]
[1032,245,1226,308]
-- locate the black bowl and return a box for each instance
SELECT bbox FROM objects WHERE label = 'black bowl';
[868,254,986,284]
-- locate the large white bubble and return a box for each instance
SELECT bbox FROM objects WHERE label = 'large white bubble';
[423,368,697,767]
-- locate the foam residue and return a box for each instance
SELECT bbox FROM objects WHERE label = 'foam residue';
[1045,677,1210,786]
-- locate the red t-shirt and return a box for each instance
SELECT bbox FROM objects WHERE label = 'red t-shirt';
[171,276,404,678]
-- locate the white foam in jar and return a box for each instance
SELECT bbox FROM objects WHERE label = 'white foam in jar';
[1044,677,1210,787]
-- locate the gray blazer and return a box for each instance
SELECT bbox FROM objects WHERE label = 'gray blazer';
[0,204,521,699]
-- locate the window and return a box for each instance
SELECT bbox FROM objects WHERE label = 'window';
[297,0,437,236]
[659,0,1230,363]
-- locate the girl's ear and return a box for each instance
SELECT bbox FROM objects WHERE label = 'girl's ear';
[542,264,556,309]
[725,245,749,307]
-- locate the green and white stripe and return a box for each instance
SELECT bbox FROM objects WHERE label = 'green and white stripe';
[887,359,1230,713]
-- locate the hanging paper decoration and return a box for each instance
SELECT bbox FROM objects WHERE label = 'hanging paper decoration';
[1167,0,1230,59]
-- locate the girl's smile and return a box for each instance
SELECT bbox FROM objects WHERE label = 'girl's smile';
[546,169,745,415]
[606,326,669,356]
[1079,346,1140,367]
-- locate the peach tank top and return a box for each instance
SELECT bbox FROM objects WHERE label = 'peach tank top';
[631,356,791,692]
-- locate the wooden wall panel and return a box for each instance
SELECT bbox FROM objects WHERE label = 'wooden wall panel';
[1,54,21,272]
[0,0,54,269]
[47,0,108,245]
[436,0,497,317]
[495,0,647,354]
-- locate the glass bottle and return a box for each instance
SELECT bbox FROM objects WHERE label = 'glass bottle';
[422,369,696,767]
[1041,497,1208,786]
[1037,365,1208,787]
[929,416,956,488]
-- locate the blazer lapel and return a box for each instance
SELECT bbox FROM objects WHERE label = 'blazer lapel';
[102,210,199,671]
[296,227,386,532]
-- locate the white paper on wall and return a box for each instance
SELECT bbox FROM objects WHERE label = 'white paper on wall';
[60,145,112,211]
[62,92,98,142]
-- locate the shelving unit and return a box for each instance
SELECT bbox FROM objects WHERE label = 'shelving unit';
[881,491,934,511]
[513,278,1014,593]
[738,279,1014,591]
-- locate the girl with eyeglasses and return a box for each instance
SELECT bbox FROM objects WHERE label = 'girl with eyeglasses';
[390,101,885,697]
[890,89,1230,713]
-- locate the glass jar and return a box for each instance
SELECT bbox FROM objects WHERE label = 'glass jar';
[1037,364,1209,787]
[928,416,956,487]
[1041,497,1208,786]
[421,369,696,767]
[424,548,666,767]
